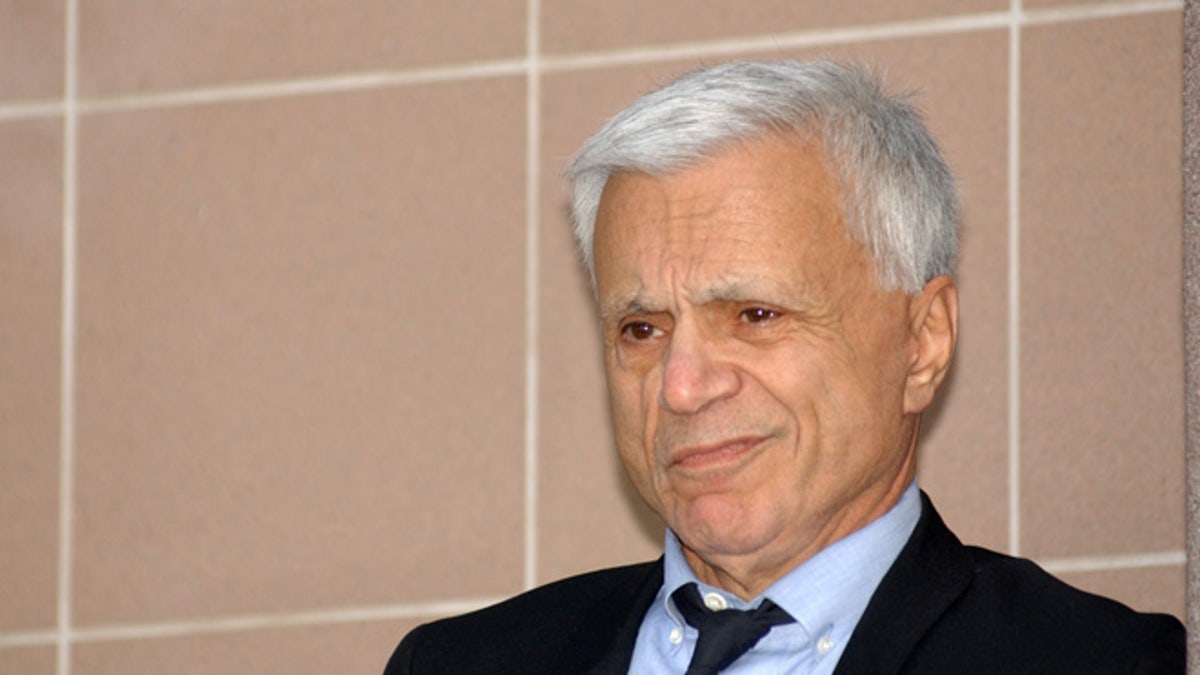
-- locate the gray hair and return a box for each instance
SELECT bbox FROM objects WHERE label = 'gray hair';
[565,60,959,293]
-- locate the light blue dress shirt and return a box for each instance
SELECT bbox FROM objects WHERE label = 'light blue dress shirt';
[628,482,921,674]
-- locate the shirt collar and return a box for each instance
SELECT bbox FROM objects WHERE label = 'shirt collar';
[660,482,921,640]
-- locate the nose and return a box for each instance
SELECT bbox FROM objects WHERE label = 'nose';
[659,321,739,415]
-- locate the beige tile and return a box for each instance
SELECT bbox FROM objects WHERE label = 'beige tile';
[1019,13,1184,557]
[0,1,64,102]
[542,0,1006,54]
[78,1,526,96]
[0,646,56,675]
[73,78,527,624]
[537,30,1011,582]
[1055,564,1185,620]
[0,119,62,631]
[74,619,415,675]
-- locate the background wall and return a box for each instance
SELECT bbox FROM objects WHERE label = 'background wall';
[0,1,1186,673]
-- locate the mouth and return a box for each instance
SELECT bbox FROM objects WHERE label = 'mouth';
[668,436,767,473]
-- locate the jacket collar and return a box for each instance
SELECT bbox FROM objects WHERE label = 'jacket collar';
[832,491,975,675]
[582,493,973,675]
[583,558,664,675]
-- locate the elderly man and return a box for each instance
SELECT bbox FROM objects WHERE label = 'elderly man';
[385,61,1185,674]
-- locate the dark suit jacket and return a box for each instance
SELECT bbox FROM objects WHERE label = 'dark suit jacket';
[384,494,1185,674]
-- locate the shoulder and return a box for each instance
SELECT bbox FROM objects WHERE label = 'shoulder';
[914,545,1185,673]
[843,494,1185,674]
[970,546,1183,639]
[384,561,662,675]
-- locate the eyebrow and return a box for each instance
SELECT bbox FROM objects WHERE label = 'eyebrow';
[690,277,767,303]
[599,274,788,320]
[598,293,655,322]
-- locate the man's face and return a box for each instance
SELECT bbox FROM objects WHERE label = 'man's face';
[593,134,928,595]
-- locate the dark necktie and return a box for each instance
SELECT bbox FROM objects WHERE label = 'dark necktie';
[670,582,796,675]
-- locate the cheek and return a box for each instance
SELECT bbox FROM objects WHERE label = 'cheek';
[606,360,672,505]
[610,393,665,512]
[608,389,642,450]
[763,346,876,458]
[804,341,912,477]
[854,332,912,416]
[607,369,654,463]
[756,342,844,414]
[606,352,662,441]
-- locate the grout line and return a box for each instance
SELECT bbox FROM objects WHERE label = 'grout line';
[523,0,542,592]
[71,598,507,643]
[4,547,1184,648]
[537,0,1178,74]
[0,630,57,650]
[0,597,508,649]
[74,59,528,114]
[1007,0,1023,558]
[540,11,1013,72]
[0,1,1177,122]
[1022,0,1182,26]
[57,1,79,672]
[0,100,64,122]
[1040,550,1187,575]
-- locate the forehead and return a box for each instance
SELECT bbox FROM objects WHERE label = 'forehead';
[592,134,869,307]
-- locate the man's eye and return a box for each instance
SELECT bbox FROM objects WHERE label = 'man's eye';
[621,321,659,340]
[740,307,778,323]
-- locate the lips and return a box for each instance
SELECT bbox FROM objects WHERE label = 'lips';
[668,436,767,472]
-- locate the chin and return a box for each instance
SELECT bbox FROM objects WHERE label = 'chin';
[672,492,778,556]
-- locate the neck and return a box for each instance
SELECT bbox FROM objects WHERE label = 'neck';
[682,433,920,600]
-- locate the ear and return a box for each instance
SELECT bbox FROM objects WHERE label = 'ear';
[903,275,958,415]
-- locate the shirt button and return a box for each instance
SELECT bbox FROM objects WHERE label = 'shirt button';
[702,592,728,611]
[817,636,834,655]
[669,627,683,644]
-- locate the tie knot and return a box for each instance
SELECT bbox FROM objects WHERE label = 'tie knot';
[670,583,795,674]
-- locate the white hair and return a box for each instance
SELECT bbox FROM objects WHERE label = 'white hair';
[565,60,959,293]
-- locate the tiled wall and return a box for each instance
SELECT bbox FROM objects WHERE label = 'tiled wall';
[0,2,1186,673]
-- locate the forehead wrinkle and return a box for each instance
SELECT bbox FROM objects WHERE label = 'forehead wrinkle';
[596,167,814,320]
[685,273,780,305]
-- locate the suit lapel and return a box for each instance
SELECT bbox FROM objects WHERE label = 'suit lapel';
[583,558,664,675]
[832,492,975,675]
